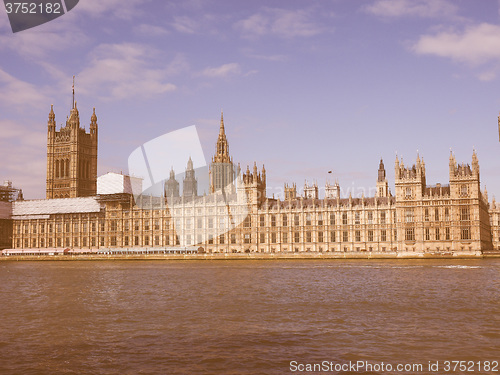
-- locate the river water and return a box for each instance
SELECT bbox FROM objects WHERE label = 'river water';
[0,259,498,375]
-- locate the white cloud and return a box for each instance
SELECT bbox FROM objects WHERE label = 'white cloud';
[364,0,458,18]
[0,16,89,58]
[0,119,46,199]
[0,69,47,110]
[236,8,328,38]
[200,63,241,78]
[134,24,169,36]
[412,23,500,65]
[75,0,143,20]
[171,16,198,34]
[76,43,179,100]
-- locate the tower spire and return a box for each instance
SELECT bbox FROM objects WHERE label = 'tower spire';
[72,75,75,110]
[220,109,225,135]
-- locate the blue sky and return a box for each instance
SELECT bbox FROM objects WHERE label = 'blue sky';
[1,0,500,200]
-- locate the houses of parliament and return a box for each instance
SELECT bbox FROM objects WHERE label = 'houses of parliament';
[1,93,500,255]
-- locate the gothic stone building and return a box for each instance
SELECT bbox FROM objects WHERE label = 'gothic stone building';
[5,109,500,254]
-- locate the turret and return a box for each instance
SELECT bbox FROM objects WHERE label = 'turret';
[472,149,479,178]
[48,104,56,133]
[90,107,98,136]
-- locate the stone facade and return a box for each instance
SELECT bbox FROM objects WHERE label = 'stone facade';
[6,113,500,254]
[46,81,98,199]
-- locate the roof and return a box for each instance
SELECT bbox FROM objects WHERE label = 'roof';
[12,197,102,217]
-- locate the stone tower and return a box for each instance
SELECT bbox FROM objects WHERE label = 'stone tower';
[376,158,389,197]
[46,78,98,199]
[284,183,297,200]
[183,157,198,197]
[164,167,179,198]
[239,163,266,207]
[209,111,235,194]
[394,154,426,201]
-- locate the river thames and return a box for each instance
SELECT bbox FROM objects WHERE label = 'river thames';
[0,259,498,374]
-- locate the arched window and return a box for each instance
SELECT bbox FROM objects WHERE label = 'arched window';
[66,159,70,177]
[55,160,60,178]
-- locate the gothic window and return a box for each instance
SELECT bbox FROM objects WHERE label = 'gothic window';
[318,214,323,226]
[271,233,277,243]
[405,209,414,223]
[460,207,470,221]
[259,233,265,243]
[55,160,60,178]
[343,231,348,242]
[425,228,430,241]
[260,215,265,227]
[380,211,386,224]
[435,208,439,221]
[330,213,335,225]
[445,208,450,221]
[355,212,360,225]
[424,208,429,221]
[406,187,412,198]
[231,234,236,244]
[306,231,312,242]
[243,216,251,228]
[244,233,251,244]
[66,159,70,177]
[219,234,225,244]
[306,213,311,226]
[294,232,300,243]
[282,214,287,227]
[342,213,348,225]
[461,227,471,240]
[405,227,415,241]
[271,215,276,227]
[294,215,300,226]
[367,212,373,224]
[445,227,450,240]
[435,228,440,241]
[330,231,336,242]
[355,231,361,242]
[381,230,387,242]
[460,185,468,197]
[368,230,374,242]
[282,232,288,243]
[318,232,323,242]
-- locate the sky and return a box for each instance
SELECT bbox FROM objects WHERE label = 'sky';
[1,0,500,200]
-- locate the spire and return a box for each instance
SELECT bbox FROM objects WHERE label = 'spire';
[72,75,75,110]
[220,110,225,135]
[170,167,175,179]
[48,104,56,130]
[187,156,193,170]
[214,111,230,163]
[378,158,386,182]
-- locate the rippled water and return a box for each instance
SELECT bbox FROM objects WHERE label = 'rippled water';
[0,259,499,375]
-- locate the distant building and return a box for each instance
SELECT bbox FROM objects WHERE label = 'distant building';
[0,181,23,249]
[4,109,500,254]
